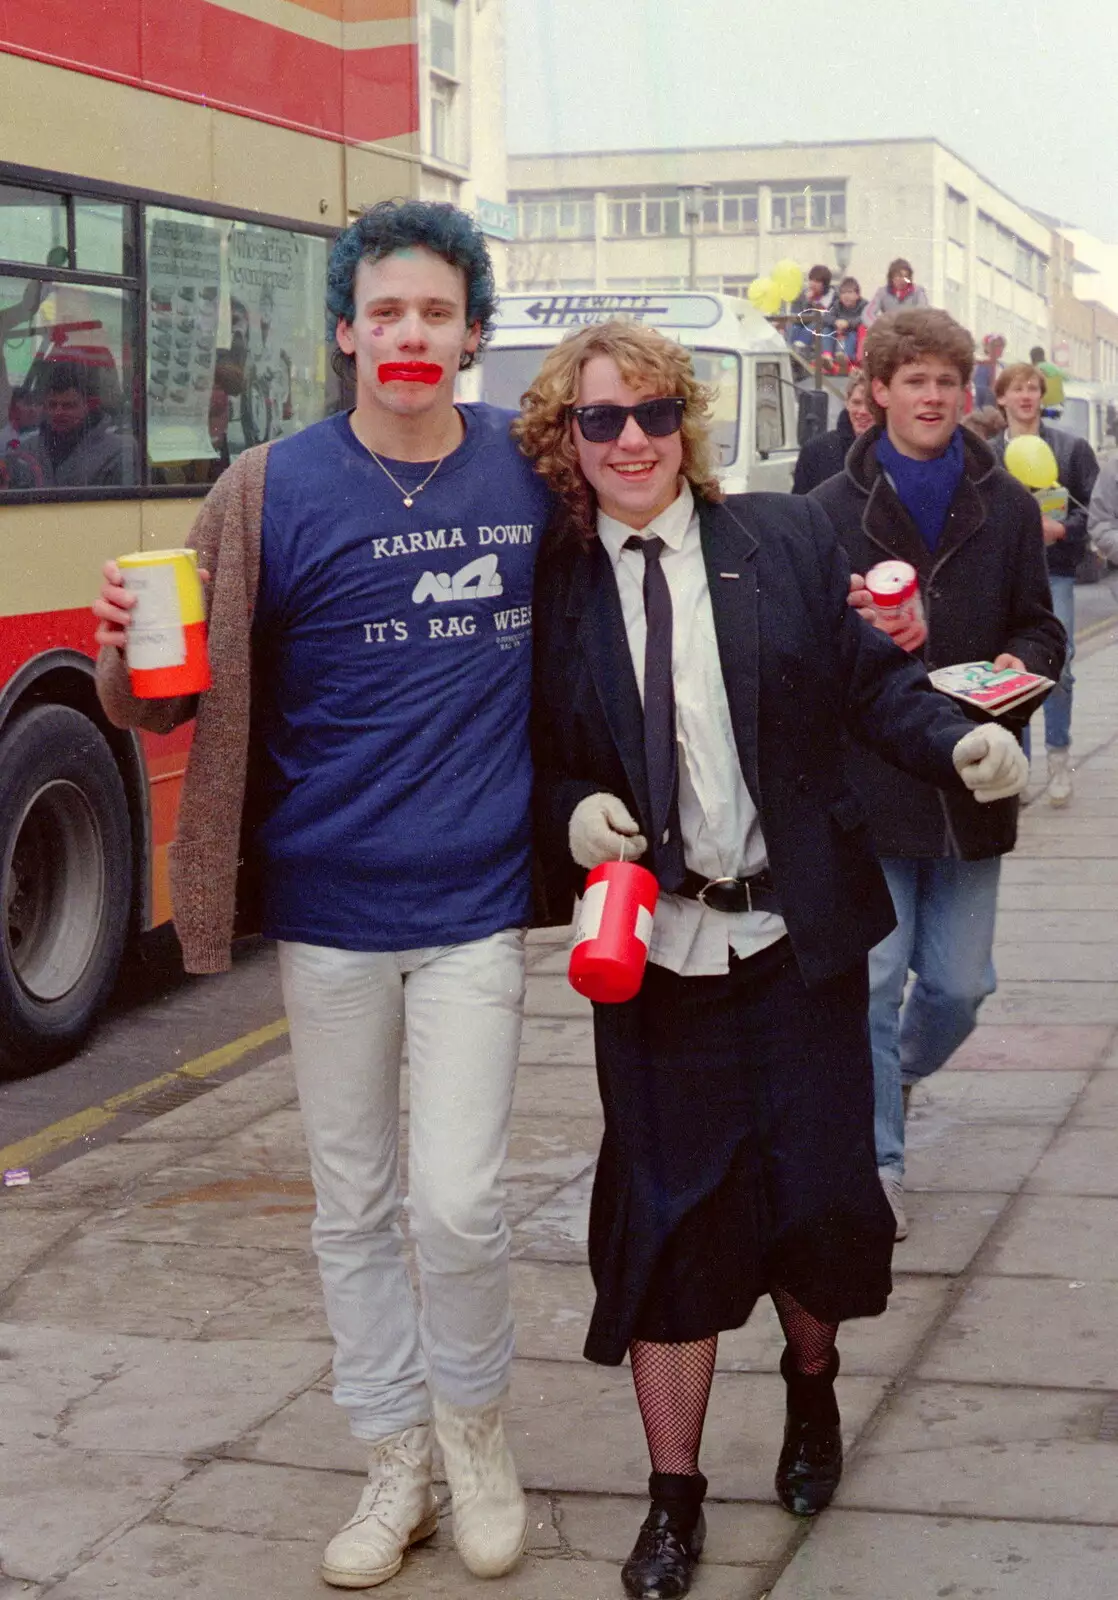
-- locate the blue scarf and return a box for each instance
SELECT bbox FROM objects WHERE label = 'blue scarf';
[876,428,966,552]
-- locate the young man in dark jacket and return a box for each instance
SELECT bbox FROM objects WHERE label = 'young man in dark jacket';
[811,309,1065,1240]
[992,362,1100,806]
[791,371,875,494]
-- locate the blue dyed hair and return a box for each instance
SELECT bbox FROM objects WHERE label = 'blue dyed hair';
[327,200,497,374]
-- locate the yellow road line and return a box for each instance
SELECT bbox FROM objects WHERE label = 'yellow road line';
[0,1017,289,1173]
[1076,614,1118,645]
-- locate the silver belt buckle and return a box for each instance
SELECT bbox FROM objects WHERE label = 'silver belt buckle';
[697,875,750,914]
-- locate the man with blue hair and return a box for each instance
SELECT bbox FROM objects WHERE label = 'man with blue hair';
[94,201,551,1589]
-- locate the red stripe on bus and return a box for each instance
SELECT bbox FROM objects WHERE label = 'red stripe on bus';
[0,0,417,144]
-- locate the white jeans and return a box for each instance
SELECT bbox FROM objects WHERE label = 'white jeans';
[278,930,525,1440]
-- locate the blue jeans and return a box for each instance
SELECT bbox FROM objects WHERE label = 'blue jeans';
[868,856,1001,1176]
[1043,573,1075,750]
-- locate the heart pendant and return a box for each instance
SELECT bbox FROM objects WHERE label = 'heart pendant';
[404,496,413,507]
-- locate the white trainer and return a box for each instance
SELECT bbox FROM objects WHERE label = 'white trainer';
[879,1167,908,1242]
[1047,748,1073,807]
[321,1424,439,1589]
[433,1396,528,1578]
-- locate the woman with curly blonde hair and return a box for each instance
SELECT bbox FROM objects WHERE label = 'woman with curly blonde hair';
[520,320,1014,1599]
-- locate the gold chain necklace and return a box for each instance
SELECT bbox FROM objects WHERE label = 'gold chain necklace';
[364,447,445,508]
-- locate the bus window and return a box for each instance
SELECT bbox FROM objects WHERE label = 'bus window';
[0,278,138,491]
[145,207,331,483]
[755,359,786,455]
[74,200,129,276]
[477,346,549,410]
[0,182,67,265]
[691,350,741,466]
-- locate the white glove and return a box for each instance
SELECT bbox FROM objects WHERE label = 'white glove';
[952,725,1029,803]
[568,793,648,868]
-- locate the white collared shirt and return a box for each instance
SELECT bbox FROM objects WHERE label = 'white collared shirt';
[597,483,786,976]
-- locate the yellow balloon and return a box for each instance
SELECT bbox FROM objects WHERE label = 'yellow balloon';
[747,277,782,316]
[1004,434,1059,490]
[772,259,804,302]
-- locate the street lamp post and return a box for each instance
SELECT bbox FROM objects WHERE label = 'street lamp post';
[680,184,709,291]
[831,239,855,277]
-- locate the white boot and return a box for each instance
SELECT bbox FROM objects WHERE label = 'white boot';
[321,1424,439,1589]
[433,1395,528,1578]
[1047,748,1073,807]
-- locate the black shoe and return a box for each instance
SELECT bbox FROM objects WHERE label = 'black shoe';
[775,1346,843,1517]
[621,1473,706,1600]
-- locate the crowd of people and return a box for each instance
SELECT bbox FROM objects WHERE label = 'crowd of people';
[92,201,1094,1599]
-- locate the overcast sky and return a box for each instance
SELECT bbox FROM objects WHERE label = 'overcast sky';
[506,0,1117,243]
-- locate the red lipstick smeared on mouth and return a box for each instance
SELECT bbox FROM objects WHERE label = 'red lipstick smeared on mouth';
[378,363,443,385]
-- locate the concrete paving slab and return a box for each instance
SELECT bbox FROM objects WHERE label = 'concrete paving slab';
[503,1122,599,1225]
[1027,1128,1118,1194]
[0,1208,89,1293]
[556,1494,794,1568]
[117,1055,297,1143]
[982,982,1118,1024]
[52,1332,329,1454]
[192,1105,311,1172]
[999,855,1118,882]
[768,1510,1118,1599]
[524,975,593,1017]
[237,1362,888,1503]
[525,947,572,975]
[904,1122,1051,1192]
[1067,1073,1118,1125]
[510,1260,593,1360]
[842,1381,1118,1523]
[0,1232,325,1340]
[2,1141,214,1209]
[995,909,1118,942]
[512,1168,593,1262]
[983,1195,1118,1279]
[159,1460,560,1553]
[518,1018,594,1065]
[96,1172,316,1253]
[0,1443,192,1584]
[996,942,1117,981]
[916,1276,1118,1388]
[910,1070,1087,1122]
[717,1277,953,1378]
[939,1024,1112,1072]
[998,881,1118,910]
[891,1193,1009,1276]
[512,1065,601,1121]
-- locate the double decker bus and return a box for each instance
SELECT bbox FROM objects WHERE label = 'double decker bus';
[0,3,419,1071]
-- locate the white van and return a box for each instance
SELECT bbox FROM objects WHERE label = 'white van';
[1060,379,1118,462]
[460,291,800,493]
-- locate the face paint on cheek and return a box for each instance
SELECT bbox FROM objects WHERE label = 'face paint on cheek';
[372,327,384,338]
[377,362,443,385]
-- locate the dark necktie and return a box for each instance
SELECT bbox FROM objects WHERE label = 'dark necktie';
[623,534,686,891]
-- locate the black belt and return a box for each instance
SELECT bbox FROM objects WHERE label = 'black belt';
[674,867,780,916]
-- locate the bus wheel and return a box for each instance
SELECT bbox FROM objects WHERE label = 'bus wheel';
[0,706,132,1076]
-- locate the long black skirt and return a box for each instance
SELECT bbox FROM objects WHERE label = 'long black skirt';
[584,936,895,1366]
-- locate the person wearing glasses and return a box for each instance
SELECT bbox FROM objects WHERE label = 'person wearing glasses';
[516,320,1028,1600]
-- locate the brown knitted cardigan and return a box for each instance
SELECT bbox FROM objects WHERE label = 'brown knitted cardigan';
[96,444,273,973]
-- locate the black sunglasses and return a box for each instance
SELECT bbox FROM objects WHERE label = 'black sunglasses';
[571,397,686,443]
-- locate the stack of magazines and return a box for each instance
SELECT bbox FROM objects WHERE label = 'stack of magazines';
[929,662,1055,718]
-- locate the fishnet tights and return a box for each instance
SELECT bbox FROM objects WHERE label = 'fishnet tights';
[628,1289,838,1474]
[629,1337,717,1477]
[770,1285,838,1376]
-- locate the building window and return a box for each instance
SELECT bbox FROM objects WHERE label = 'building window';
[605,193,682,237]
[1036,257,1048,299]
[1015,242,1034,289]
[699,187,759,234]
[429,79,456,161]
[947,187,967,244]
[721,275,756,298]
[514,196,595,240]
[770,183,845,232]
[976,210,995,263]
[430,0,457,76]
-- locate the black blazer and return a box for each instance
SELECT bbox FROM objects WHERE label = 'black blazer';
[531,492,979,989]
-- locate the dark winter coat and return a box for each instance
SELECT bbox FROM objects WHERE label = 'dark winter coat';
[991,423,1100,579]
[810,425,1066,861]
[531,491,981,990]
[792,409,856,495]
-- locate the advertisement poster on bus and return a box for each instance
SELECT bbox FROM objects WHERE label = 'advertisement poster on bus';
[146,214,223,463]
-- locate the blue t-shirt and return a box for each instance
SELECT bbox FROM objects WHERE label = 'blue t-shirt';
[251,404,553,951]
